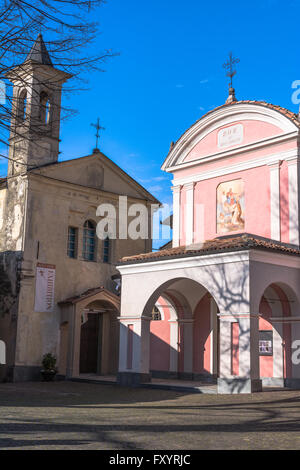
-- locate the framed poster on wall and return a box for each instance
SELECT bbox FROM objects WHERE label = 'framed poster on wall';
[259,330,273,356]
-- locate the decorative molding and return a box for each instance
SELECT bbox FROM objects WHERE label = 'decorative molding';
[117,250,250,275]
[172,148,298,187]
[162,103,298,171]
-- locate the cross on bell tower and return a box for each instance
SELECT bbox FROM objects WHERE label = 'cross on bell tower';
[6,34,72,175]
[223,52,240,104]
[91,117,105,153]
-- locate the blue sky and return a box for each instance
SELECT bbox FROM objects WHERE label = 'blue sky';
[2,0,300,236]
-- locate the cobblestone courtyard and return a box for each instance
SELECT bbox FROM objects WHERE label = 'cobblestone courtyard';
[0,382,300,450]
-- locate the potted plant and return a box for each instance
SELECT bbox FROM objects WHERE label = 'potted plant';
[41,353,58,382]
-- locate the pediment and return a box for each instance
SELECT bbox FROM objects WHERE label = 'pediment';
[36,153,158,203]
[162,102,299,171]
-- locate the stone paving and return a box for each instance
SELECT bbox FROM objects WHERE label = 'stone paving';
[0,381,300,450]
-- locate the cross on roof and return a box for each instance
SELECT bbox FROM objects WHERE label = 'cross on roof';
[223,52,240,89]
[91,117,105,151]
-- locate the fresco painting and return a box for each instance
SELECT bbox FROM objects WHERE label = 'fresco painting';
[217,179,245,233]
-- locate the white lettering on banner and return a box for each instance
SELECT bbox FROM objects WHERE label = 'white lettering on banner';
[34,263,56,312]
[218,123,244,149]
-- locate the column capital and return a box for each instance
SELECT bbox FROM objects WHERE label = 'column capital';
[217,312,261,320]
[184,181,195,191]
[286,155,300,166]
[171,184,181,193]
[118,315,151,322]
[267,160,282,170]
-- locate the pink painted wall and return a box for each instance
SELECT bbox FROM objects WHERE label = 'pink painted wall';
[193,294,211,375]
[259,285,292,379]
[184,120,283,163]
[150,296,171,371]
[231,323,239,376]
[191,166,271,244]
[174,140,296,181]
[170,116,298,245]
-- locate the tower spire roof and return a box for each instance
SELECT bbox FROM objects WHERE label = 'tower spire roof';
[26,34,53,66]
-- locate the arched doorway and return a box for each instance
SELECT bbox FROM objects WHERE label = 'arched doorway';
[59,287,120,378]
[119,277,220,384]
[258,282,298,387]
[79,300,119,375]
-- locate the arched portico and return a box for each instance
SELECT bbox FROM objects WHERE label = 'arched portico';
[257,282,300,388]
[58,287,120,378]
[117,237,300,393]
[117,274,224,387]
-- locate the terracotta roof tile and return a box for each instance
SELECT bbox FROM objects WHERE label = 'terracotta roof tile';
[58,286,120,305]
[119,234,300,264]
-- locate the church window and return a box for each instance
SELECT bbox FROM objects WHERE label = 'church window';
[67,227,77,258]
[151,306,161,321]
[18,89,27,122]
[103,236,110,263]
[82,220,96,261]
[40,91,51,124]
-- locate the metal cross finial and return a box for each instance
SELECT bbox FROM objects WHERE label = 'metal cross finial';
[91,117,105,150]
[223,52,240,89]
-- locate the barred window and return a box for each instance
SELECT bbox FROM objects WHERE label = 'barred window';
[82,221,96,261]
[67,227,77,258]
[103,236,110,263]
[152,306,161,321]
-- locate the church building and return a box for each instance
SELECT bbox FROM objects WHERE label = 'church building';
[0,35,158,382]
[117,85,300,394]
[2,37,300,395]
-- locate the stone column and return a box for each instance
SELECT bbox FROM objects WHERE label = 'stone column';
[287,156,300,245]
[268,161,281,241]
[66,305,81,378]
[117,316,151,386]
[185,182,194,246]
[169,320,179,373]
[172,185,181,248]
[217,312,262,394]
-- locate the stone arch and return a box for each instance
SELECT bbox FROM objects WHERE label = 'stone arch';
[40,91,51,124]
[59,288,120,378]
[18,89,27,122]
[258,282,299,386]
[138,277,220,381]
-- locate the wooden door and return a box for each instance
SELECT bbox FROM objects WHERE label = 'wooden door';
[80,313,101,374]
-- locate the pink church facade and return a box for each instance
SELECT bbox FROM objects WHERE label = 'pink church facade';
[117,100,300,393]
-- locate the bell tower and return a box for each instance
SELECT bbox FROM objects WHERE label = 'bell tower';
[7,34,71,176]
